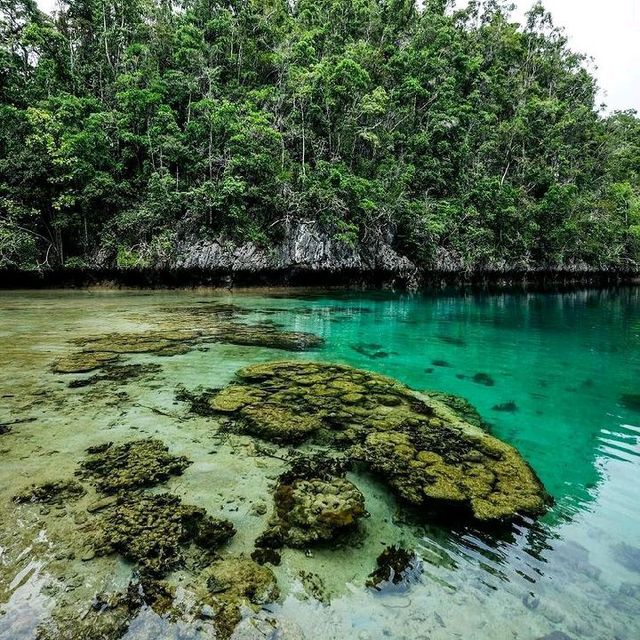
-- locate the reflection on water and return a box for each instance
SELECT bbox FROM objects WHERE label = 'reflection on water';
[1,288,639,639]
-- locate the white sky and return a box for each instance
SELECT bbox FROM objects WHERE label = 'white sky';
[36,0,639,113]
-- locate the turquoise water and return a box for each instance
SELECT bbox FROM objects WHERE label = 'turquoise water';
[1,287,639,639]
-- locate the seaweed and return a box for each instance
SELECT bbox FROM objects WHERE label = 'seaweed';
[366,546,421,590]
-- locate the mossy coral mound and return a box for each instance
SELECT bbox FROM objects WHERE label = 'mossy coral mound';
[94,493,235,576]
[272,475,366,547]
[14,479,86,504]
[78,438,191,493]
[200,558,279,639]
[210,361,549,522]
[52,351,120,374]
[425,391,490,431]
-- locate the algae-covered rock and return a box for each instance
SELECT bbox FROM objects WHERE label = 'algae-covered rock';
[272,475,366,547]
[210,361,549,522]
[255,455,365,548]
[36,578,174,640]
[78,438,191,493]
[204,558,279,605]
[94,493,235,576]
[217,323,324,352]
[68,363,162,388]
[199,557,279,640]
[366,546,421,590]
[52,351,120,374]
[14,480,86,505]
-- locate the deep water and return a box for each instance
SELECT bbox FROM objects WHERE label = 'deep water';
[1,287,639,639]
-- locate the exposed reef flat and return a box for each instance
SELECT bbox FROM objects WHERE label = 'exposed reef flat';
[209,361,550,522]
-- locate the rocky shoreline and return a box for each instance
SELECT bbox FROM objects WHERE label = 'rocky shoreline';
[1,266,638,291]
[2,223,638,290]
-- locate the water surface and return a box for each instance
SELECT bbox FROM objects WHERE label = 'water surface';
[1,288,639,639]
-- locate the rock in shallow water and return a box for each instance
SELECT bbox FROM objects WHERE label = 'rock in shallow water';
[209,361,550,522]
[78,438,191,493]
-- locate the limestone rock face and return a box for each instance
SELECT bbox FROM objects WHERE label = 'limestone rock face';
[173,222,419,286]
[210,361,550,522]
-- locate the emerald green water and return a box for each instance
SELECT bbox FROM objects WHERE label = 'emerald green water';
[1,288,639,639]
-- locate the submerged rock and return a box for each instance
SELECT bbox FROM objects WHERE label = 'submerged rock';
[67,363,162,388]
[620,393,640,412]
[366,546,421,590]
[612,542,640,573]
[53,319,324,379]
[94,493,235,576]
[199,558,279,639]
[472,373,495,387]
[52,351,120,374]
[209,361,550,522]
[216,323,324,352]
[14,480,86,505]
[256,456,365,548]
[492,401,518,413]
[78,438,191,493]
[351,343,395,359]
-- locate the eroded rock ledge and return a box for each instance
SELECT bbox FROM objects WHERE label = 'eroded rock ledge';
[210,361,551,522]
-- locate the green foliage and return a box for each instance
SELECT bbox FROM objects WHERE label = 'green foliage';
[0,0,639,271]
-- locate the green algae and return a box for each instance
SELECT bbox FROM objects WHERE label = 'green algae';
[208,361,550,522]
[78,438,191,494]
[93,493,236,576]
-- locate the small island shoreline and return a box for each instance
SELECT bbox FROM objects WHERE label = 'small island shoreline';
[1,267,638,292]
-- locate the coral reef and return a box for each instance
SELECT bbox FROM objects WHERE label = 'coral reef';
[209,361,550,521]
[52,351,120,374]
[271,475,365,547]
[13,480,86,504]
[52,308,324,380]
[68,363,162,388]
[199,558,279,639]
[78,438,191,493]
[93,493,235,576]
[425,391,490,431]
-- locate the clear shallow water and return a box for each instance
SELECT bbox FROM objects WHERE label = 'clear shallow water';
[0,287,639,639]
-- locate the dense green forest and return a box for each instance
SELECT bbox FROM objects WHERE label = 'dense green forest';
[1,0,639,272]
